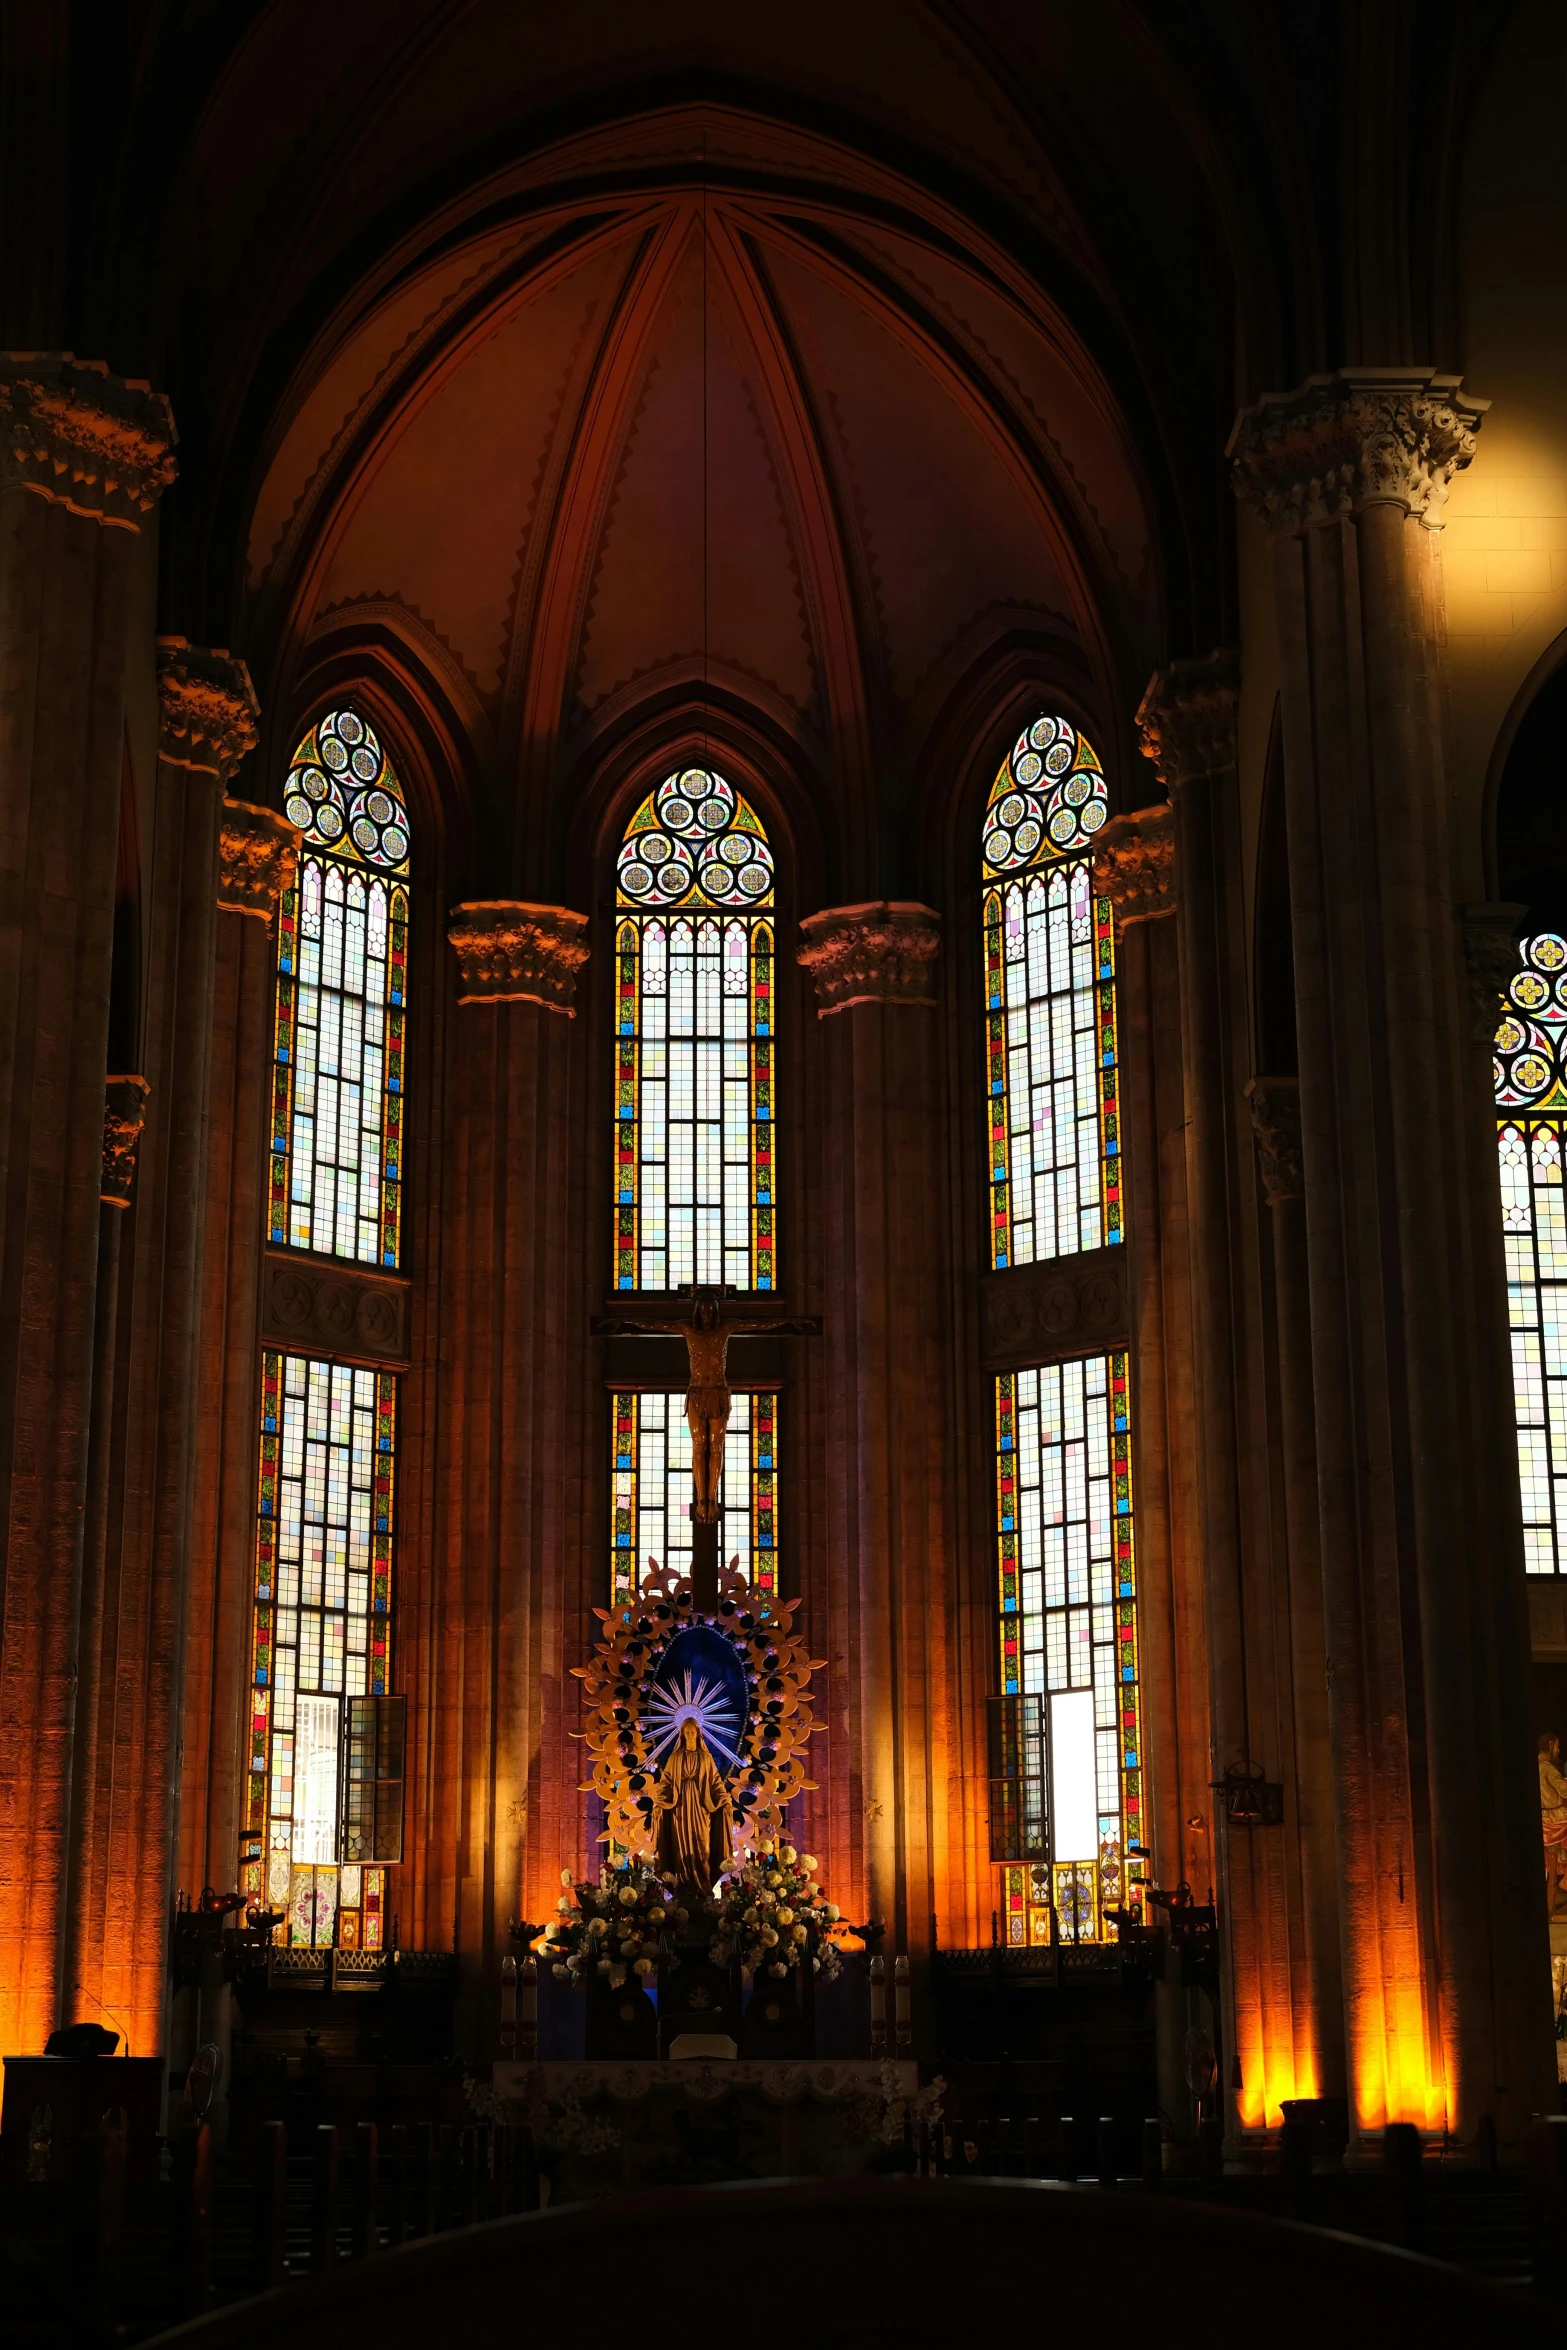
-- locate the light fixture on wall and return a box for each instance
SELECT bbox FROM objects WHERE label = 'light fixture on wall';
[1214,1761,1285,1827]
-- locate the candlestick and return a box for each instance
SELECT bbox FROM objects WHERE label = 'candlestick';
[894,1953,911,2052]
[869,1953,886,2055]
[520,1954,538,2057]
[500,1952,517,2056]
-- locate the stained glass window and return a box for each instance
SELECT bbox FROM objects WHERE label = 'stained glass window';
[982,715,1119,1269]
[272,709,410,1268]
[614,768,775,1291]
[610,1388,777,1608]
[993,1354,1142,1945]
[243,1350,397,1948]
[1497,933,1567,1574]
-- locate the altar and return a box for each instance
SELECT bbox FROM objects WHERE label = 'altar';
[486,2058,926,2200]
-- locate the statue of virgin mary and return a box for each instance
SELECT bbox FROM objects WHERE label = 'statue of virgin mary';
[653,1716,735,1898]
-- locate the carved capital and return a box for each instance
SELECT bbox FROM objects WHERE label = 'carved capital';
[156,638,259,781]
[0,353,176,529]
[101,1074,150,1207]
[1245,1074,1303,1206]
[796,901,940,1016]
[1228,369,1487,535]
[1461,901,1528,1046]
[1135,651,1240,793]
[448,900,590,1013]
[219,799,300,919]
[1093,803,1175,936]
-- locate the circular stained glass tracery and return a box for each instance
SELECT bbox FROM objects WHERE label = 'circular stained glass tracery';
[617,767,775,911]
[285,709,410,873]
[982,713,1107,876]
[1496,932,1567,1108]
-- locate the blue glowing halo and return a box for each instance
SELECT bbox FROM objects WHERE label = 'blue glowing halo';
[646,1625,750,1769]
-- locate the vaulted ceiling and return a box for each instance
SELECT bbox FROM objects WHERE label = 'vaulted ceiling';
[17,0,1496,896]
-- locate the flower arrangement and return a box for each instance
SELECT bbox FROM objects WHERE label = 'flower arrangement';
[541,1862,680,1991]
[708,1842,843,1983]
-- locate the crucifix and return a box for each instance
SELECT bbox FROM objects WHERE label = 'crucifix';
[595,1283,821,1610]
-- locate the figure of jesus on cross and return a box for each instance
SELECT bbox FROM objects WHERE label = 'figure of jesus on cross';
[596,1283,820,1604]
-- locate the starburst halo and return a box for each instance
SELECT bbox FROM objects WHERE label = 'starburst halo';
[644,1666,745,1768]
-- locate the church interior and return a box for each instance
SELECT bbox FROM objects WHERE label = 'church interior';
[6,0,1567,2331]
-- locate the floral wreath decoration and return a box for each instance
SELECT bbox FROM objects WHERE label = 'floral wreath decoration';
[573,1564,824,1858]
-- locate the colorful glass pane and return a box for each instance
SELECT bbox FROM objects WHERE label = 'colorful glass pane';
[993,1355,1141,1943]
[1497,934,1567,1576]
[610,1388,778,1609]
[272,710,408,1268]
[985,861,1119,1268]
[246,1351,397,1942]
[614,905,775,1292]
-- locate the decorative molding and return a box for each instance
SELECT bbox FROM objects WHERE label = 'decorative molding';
[101,1074,150,1208]
[219,799,300,919]
[155,638,260,781]
[1460,902,1527,1046]
[261,1250,411,1369]
[796,901,940,1015]
[0,353,176,529]
[1092,804,1175,936]
[979,1245,1129,1373]
[448,900,590,1013]
[1227,369,1488,536]
[1135,651,1240,792]
[1245,1075,1303,1206]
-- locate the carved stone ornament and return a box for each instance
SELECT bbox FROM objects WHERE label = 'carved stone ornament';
[219,799,301,920]
[1245,1075,1303,1206]
[1460,902,1528,1047]
[980,1245,1129,1372]
[1092,803,1176,936]
[101,1074,150,1208]
[796,901,941,1016]
[448,900,590,1014]
[156,638,260,781]
[1135,651,1240,793]
[261,1250,410,1369]
[1227,369,1488,536]
[0,353,177,529]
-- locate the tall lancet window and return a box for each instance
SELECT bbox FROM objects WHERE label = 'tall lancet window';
[273,709,410,1267]
[1497,933,1567,1573]
[610,767,779,1599]
[982,713,1141,1950]
[982,715,1118,1267]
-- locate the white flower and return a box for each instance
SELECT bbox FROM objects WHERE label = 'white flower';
[780,1845,797,1864]
[824,1904,840,1922]
[761,1927,779,1947]
[618,1884,638,1907]
[776,1907,794,1926]
[552,1963,570,1981]
[802,1855,819,1872]
[597,1958,612,1975]
[634,1957,653,1976]
[561,1869,575,1886]
[792,1924,808,1945]
[766,1872,783,1889]
[589,1917,608,1938]
[770,1961,787,1977]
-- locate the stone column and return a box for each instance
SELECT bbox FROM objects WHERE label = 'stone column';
[1139,657,1338,2147]
[0,356,175,2053]
[177,801,298,1914]
[1230,370,1552,2149]
[68,644,260,2057]
[417,903,590,2051]
[1244,1074,1346,2114]
[796,902,955,1958]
